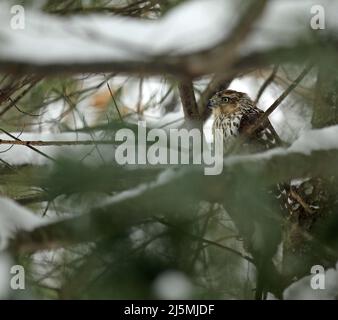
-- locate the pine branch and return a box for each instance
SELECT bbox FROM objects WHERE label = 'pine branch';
[9,147,338,254]
[0,1,269,78]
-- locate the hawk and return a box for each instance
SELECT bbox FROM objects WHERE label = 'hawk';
[208,89,281,153]
[208,90,284,299]
[208,89,325,299]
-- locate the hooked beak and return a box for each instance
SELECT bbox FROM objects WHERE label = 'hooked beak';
[207,100,214,109]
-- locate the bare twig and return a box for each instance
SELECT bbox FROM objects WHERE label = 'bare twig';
[0,77,41,117]
[255,65,279,103]
[0,128,56,161]
[156,217,254,263]
[0,138,116,146]
[15,193,50,205]
[47,0,159,17]
[107,82,123,122]
[246,63,313,137]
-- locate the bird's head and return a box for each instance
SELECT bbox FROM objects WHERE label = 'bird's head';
[208,90,253,116]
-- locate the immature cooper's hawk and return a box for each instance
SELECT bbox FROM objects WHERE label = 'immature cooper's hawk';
[208,89,284,298]
[208,89,327,299]
[208,89,324,298]
[208,89,281,153]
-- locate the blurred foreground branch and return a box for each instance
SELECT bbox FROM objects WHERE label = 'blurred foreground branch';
[10,145,338,254]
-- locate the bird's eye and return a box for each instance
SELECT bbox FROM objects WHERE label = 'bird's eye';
[222,97,229,103]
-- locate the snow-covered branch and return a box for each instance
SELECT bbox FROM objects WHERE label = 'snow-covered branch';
[0,197,45,250]
[5,125,338,253]
[0,0,336,76]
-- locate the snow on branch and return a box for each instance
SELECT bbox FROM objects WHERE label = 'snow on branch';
[225,125,338,166]
[0,0,235,74]
[0,197,45,250]
[0,0,336,76]
[7,125,338,254]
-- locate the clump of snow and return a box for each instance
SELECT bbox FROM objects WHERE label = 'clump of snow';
[224,124,338,166]
[97,167,181,208]
[291,177,311,187]
[0,0,337,67]
[153,270,193,299]
[0,197,45,250]
[289,126,338,155]
[0,0,235,63]
[241,0,338,53]
[284,262,338,299]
